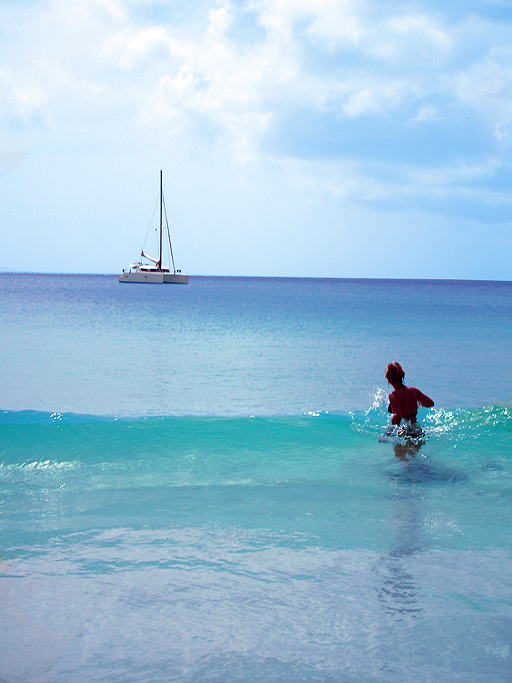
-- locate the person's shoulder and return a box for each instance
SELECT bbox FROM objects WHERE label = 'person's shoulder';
[409,386,434,406]
[407,386,423,395]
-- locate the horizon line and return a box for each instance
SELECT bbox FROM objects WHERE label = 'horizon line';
[1,270,511,284]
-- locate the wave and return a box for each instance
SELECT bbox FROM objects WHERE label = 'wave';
[0,409,122,426]
[351,394,512,440]
[2,400,512,437]
[1,402,511,475]
[1,404,511,556]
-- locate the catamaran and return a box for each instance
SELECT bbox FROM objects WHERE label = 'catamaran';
[119,171,189,284]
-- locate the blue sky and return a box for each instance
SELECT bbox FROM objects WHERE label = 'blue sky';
[1,0,512,278]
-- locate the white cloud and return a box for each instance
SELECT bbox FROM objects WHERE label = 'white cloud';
[54,0,127,27]
[376,14,452,61]
[0,66,48,128]
[412,104,443,123]
[248,0,364,48]
[1,0,505,152]
[285,155,510,208]
[102,27,173,69]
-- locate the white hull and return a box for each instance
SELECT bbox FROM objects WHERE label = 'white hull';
[119,271,189,284]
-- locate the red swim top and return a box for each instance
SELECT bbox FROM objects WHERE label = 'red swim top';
[388,385,434,425]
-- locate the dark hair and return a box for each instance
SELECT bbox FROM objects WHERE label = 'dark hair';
[385,362,405,387]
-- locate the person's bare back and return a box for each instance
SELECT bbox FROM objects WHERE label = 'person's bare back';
[385,362,434,426]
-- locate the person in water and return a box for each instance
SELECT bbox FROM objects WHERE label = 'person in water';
[385,362,434,429]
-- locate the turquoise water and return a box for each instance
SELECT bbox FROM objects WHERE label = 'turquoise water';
[1,274,512,682]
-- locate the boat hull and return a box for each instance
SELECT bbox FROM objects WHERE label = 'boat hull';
[119,272,189,284]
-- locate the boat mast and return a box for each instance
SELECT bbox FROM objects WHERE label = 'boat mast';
[159,170,163,271]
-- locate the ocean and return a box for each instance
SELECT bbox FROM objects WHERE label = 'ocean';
[1,273,512,682]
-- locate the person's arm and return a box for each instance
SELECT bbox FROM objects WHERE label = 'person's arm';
[413,388,434,408]
[389,394,402,425]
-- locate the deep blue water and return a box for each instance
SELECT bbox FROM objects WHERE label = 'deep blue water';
[2,273,512,415]
[1,274,512,682]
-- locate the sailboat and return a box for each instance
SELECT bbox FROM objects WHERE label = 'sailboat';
[119,171,189,284]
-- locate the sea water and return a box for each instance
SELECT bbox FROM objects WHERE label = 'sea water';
[1,274,512,682]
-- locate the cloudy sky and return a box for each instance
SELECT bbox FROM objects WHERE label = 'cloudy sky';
[1,0,512,278]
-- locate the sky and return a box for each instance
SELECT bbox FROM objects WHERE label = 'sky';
[1,0,512,279]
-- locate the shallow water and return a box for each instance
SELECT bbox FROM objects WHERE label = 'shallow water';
[1,275,512,682]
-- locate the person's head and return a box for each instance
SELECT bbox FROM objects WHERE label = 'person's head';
[385,362,405,389]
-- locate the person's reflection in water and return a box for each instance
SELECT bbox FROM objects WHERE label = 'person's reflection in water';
[372,363,434,631]
[375,486,424,622]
